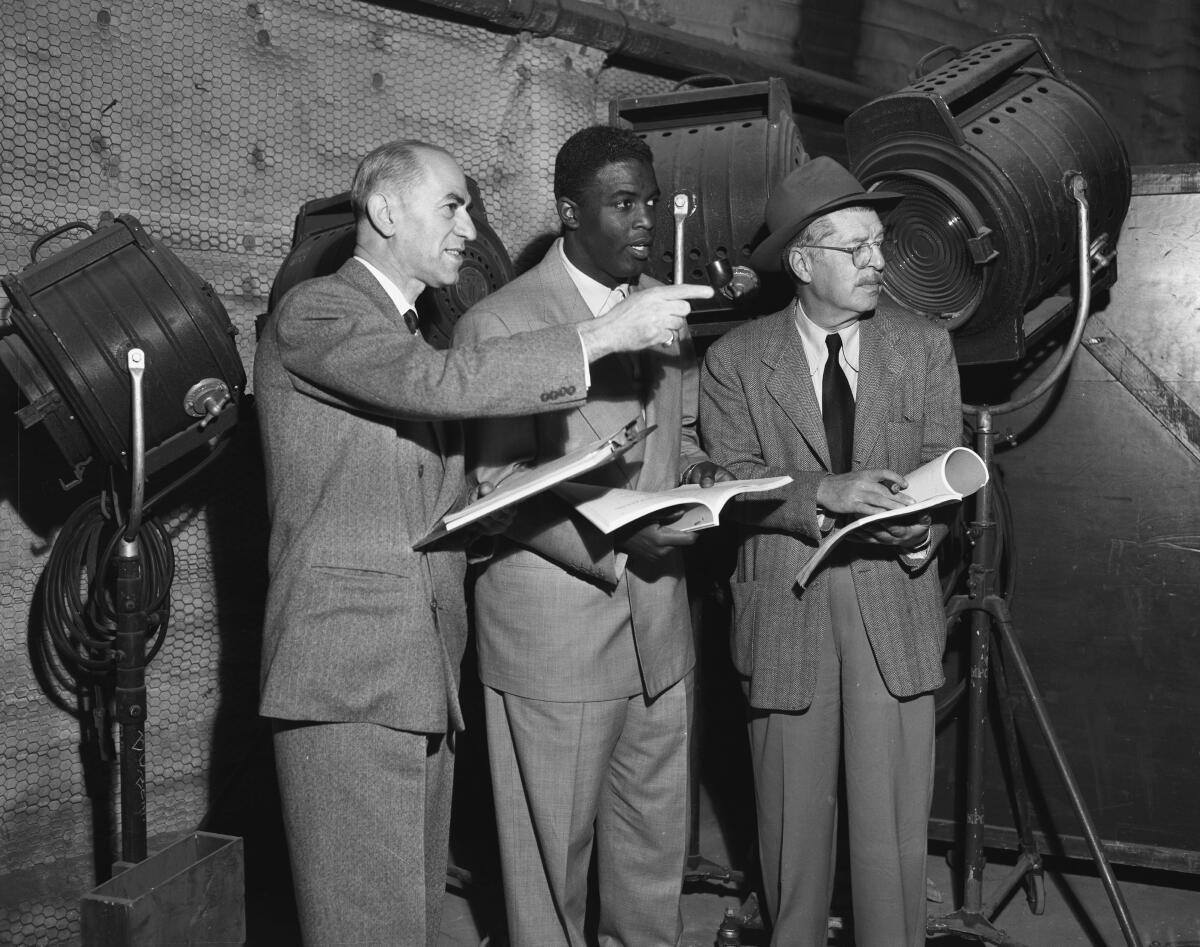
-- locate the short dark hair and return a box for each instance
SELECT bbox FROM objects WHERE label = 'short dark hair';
[554,125,654,202]
[350,140,447,220]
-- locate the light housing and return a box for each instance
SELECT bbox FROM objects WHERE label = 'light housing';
[1,216,245,487]
[846,35,1131,364]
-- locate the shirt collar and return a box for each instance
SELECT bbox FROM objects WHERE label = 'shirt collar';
[354,255,417,317]
[557,238,630,317]
[792,300,861,379]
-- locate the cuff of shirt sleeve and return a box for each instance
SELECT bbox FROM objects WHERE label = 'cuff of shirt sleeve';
[576,329,592,390]
[899,531,932,567]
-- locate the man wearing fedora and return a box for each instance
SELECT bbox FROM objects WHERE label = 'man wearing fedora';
[699,156,962,946]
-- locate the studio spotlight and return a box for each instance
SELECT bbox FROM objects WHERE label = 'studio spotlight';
[1,216,245,486]
[610,78,805,334]
[1,216,245,874]
[845,34,1131,364]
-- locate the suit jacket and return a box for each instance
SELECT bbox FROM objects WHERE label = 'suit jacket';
[699,303,963,712]
[452,246,708,702]
[254,257,590,734]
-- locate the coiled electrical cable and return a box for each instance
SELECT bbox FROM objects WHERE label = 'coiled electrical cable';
[39,491,174,695]
[32,432,232,709]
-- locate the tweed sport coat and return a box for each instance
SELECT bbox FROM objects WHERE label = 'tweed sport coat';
[453,246,710,703]
[699,303,963,713]
[254,257,591,734]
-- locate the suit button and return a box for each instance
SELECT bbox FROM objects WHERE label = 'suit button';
[417,463,425,477]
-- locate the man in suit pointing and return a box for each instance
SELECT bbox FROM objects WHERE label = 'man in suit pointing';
[700,157,962,947]
[254,139,711,947]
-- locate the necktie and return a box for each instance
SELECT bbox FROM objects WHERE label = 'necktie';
[402,308,419,335]
[600,286,649,418]
[822,332,854,474]
[601,286,627,315]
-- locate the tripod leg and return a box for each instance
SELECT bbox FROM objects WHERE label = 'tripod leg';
[990,604,1144,947]
[960,601,993,916]
[986,612,1045,916]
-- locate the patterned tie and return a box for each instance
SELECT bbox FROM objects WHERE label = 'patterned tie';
[601,286,627,316]
[402,308,419,335]
[822,332,854,474]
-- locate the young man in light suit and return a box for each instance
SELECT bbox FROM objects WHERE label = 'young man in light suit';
[254,138,711,947]
[453,125,732,946]
[699,157,963,947]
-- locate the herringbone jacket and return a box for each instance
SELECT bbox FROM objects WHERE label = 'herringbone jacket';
[699,303,962,712]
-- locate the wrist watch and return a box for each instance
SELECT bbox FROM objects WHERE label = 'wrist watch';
[908,529,932,553]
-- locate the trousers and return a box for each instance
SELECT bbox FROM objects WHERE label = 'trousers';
[273,720,454,947]
[749,564,935,947]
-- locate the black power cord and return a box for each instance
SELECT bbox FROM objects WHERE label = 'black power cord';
[39,492,174,691]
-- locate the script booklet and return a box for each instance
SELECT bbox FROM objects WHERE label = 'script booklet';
[795,446,989,588]
[555,475,794,534]
[412,419,655,550]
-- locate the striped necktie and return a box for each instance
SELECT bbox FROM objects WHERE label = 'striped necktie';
[600,286,627,316]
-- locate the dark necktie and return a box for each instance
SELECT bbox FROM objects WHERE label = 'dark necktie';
[604,286,646,405]
[402,308,419,335]
[822,332,854,474]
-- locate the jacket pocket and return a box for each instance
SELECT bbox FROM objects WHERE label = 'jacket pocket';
[302,565,418,639]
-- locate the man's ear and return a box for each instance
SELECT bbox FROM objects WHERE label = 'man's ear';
[366,192,397,237]
[786,245,811,284]
[556,196,580,231]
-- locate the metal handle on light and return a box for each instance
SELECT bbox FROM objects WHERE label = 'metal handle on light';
[963,173,1094,420]
[123,348,146,544]
[672,191,695,285]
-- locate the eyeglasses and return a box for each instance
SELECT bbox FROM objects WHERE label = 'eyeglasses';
[797,238,890,269]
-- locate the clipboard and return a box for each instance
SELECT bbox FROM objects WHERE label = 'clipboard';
[413,418,655,550]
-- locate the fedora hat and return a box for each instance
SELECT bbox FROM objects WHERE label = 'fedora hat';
[748,156,903,272]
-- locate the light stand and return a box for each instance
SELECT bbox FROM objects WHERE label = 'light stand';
[927,175,1143,947]
[113,349,149,865]
[79,351,246,942]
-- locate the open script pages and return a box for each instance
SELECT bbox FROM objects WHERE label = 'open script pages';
[556,476,793,534]
[795,446,989,588]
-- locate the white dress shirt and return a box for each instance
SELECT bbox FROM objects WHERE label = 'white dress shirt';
[355,255,419,328]
[792,300,860,407]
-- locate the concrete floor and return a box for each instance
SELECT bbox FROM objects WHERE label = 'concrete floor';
[435,781,1200,946]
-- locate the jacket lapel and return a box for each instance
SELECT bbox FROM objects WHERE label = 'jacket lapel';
[339,258,458,517]
[339,257,413,333]
[853,312,905,463]
[762,312,830,469]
